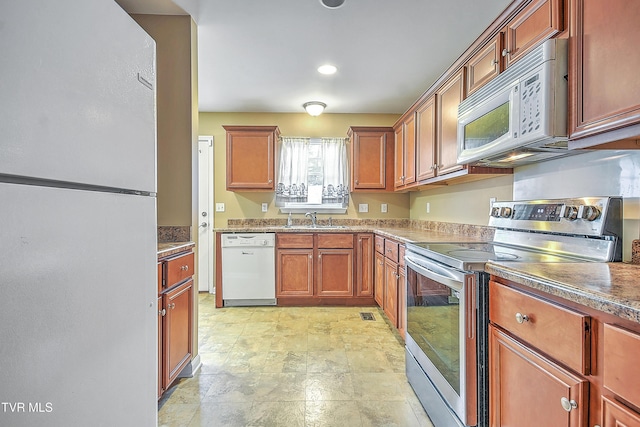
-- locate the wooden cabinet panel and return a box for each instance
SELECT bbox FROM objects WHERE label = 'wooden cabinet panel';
[397,266,406,340]
[164,279,193,390]
[374,251,385,307]
[602,395,640,427]
[503,0,563,68]
[603,324,640,408]
[349,127,394,191]
[393,125,405,188]
[356,234,374,297]
[384,239,399,263]
[489,280,590,374]
[403,114,416,186]
[317,233,353,249]
[489,325,589,427]
[157,295,163,399]
[157,262,163,294]
[466,33,503,95]
[383,257,399,327]
[224,125,279,191]
[416,96,437,181]
[374,235,384,254]
[276,249,314,297]
[436,69,465,175]
[165,252,194,289]
[569,0,640,146]
[277,233,313,249]
[317,249,353,297]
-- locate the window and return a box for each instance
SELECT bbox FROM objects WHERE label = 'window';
[275,137,349,213]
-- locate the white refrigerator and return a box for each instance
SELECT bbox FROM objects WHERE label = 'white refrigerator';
[1,1,158,425]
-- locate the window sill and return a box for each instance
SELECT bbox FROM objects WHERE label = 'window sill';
[278,203,348,214]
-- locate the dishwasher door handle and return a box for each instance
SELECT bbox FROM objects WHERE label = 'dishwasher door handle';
[241,251,254,255]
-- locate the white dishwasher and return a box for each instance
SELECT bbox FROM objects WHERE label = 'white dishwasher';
[221,233,276,306]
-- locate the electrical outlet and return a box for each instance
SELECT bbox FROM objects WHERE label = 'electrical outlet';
[215,203,225,212]
[381,203,388,213]
[261,203,268,212]
[358,203,369,213]
[426,202,430,213]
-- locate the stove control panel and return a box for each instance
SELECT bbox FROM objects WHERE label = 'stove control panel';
[489,197,622,237]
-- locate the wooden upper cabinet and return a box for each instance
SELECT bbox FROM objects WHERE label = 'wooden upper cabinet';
[415,95,437,181]
[394,114,416,189]
[436,68,465,175]
[224,125,280,191]
[466,32,503,95]
[393,125,405,188]
[348,127,394,191]
[568,0,640,148]
[502,0,563,68]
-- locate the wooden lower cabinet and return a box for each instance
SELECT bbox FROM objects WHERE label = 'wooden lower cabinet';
[383,257,399,327]
[397,264,406,340]
[601,395,640,427]
[164,279,193,390]
[489,325,589,427]
[374,251,385,307]
[317,248,353,297]
[356,233,374,297]
[276,249,314,297]
[157,295,163,399]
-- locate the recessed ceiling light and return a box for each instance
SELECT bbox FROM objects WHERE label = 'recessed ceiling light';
[317,64,337,75]
[320,0,345,9]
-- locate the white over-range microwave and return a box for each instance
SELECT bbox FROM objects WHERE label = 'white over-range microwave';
[457,38,572,167]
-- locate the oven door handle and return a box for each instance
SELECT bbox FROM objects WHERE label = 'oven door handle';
[405,255,464,291]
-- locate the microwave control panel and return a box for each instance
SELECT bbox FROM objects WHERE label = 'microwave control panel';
[519,73,543,137]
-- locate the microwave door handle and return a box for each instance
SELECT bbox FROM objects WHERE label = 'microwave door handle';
[405,256,464,292]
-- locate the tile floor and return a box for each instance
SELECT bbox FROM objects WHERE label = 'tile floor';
[158,293,433,426]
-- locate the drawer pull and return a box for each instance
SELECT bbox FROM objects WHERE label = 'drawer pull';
[181,265,189,271]
[515,312,529,324]
[560,397,577,412]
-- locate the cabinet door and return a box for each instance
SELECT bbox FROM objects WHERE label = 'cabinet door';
[489,325,588,427]
[602,395,640,427]
[224,125,279,191]
[383,258,399,327]
[416,96,437,182]
[403,114,416,186]
[466,33,503,95]
[164,279,193,390]
[350,128,391,190]
[374,251,385,307]
[569,0,640,143]
[157,295,163,399]
[276,249,314,297]
[317,248,354,297]
[503,0,563,68]
[394,125,405,188]
[356,234,374,297]
[437,68,465,175]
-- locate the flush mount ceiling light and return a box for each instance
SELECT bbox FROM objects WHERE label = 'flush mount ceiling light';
[320,0,345,9]
[317,64,337,75]
[303,101,327,116]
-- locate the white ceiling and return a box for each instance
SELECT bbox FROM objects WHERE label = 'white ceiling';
[116,0,512,114]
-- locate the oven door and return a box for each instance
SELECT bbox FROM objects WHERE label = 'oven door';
[405,253,477,426]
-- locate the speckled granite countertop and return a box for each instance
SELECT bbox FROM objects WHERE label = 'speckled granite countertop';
[157,241,195,259]
[486,261,640,324]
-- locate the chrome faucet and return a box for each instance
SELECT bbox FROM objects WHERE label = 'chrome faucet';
[305,211,317,227]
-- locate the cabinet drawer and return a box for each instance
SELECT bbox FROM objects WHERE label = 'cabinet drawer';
[489,280,590,374]
[374,235,384,254]
[398,244,405,267]
[384,239,399,262]
[277,233,313,248]
[603,324,640,408]
[165,251,194,290]
[317,233,353,249]
[157,262,163,294]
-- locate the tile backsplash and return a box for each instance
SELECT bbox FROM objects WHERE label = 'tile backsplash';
[157,226,191,243]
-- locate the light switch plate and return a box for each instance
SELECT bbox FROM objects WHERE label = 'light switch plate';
[381,203,388,213]
[358,203,369,213]
[215,203,225,212]
[261,203,268,212]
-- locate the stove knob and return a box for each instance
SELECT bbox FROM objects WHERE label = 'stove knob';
[581,205,601,221]
[491,207,501,217]
[501,207,512,218]
[563,205,578,221]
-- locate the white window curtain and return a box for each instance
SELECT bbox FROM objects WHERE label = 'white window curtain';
[276,137,309,206]
[320,137,349,205]
[276,136,349,208]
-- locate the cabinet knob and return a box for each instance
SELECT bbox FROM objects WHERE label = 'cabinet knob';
[159,308,166,316]
[502,48,510,57]
[491,58,499,66]
[515,312,529,324]
[181,265,189,271]
[560,397,577,412]
[168,303,176,309]
[355,179,359,185]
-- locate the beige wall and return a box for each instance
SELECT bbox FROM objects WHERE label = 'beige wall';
[199,112,411,228]
[132,14,197,226]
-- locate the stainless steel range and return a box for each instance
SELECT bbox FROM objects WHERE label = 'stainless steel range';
[404,196,622,427]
